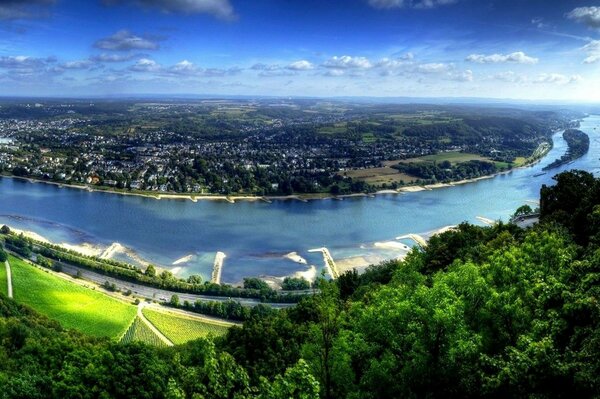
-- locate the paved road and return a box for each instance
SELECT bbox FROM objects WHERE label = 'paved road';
[4,260,12,298]
[55,262,295,308]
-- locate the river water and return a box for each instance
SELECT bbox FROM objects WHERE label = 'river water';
[1,115,599,284]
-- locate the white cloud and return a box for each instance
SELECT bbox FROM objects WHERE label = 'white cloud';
[368,0,458,9]
[286,60,314,71]
[94,30,162,51]
[129,58,161,72]
[581,40,600,64]
[451,69,473,82]
[62,60,94,69]
[567,7,600,29]
[531,17,548,29]
[492,71,526,83]
[465,51,538,64]
[323,55,372,69]
[103,0,235,20]
[90,53,139,63]
[323,69,344,77]
[533,73,582,85]
[416,62,451,73]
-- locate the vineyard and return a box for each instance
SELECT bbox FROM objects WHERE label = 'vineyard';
[120,317,167,347]
[9,255,136,338]
[143,308,231,345]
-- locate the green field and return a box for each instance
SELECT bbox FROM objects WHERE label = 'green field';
[143,308,231,345]
[0,261,7,296]
[397,151,489,165]
[10,255,136,338]
[120,317,167,347]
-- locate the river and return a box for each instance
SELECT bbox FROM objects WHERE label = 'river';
[1,115,599,284]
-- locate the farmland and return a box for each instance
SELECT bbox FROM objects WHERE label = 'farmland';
[143,308,232,345]
[344,152,499,186]
[9,255,136,338]
[394,152,489,165]
[120,317,168,347]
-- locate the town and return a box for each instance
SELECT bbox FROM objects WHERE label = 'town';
[0,99,577,196]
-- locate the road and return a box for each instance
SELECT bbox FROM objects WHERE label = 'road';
[55,261,294,308]
[4,260,13,298]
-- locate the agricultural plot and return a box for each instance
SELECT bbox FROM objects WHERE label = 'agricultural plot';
[394,152,489,165]
[143,308,231,345]
[120,317,167,347]
[9,255,136,338]
[342,167,414,185]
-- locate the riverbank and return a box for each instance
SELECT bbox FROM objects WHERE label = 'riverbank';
[0,152,547,205]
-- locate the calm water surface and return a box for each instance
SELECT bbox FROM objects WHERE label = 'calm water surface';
[1,116,599,283]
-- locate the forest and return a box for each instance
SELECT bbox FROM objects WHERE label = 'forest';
[0,169,598,398]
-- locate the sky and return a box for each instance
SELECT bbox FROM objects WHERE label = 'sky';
[1,0,600,101]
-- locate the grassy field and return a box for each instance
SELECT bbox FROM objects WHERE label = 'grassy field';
[344,152,510,187]
[9,255,136,338]
[0,261,6,296]
[394,152,489,165]
[120,317,167,347]
[342,167,414,185]
[143,308,231,345]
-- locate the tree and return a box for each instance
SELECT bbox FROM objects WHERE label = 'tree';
[282,277,310,291]
[0,249,7,263]
[243,277,270,291]
[0,225,10,235]
[170,294,180,307]
[259,359,320,399]
[187,274,203,285]
[145,264,156,277]
[513,204,533,218]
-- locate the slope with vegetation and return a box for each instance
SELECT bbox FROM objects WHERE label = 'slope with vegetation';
[0,170,598,398]
[8,255,136,338]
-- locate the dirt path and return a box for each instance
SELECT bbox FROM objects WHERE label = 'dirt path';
[137,302,174,346]
[5,260,13,299]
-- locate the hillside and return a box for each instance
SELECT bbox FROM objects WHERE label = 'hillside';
[0,170,598,398]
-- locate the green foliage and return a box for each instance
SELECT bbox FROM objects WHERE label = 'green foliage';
[282,277,311,291]
[513,204,533,218]
[1,170,599,398]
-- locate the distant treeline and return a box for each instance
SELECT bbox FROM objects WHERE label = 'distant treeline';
[543,129,589,171]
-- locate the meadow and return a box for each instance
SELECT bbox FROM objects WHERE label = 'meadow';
[143,308,231,345]
[9,255,136,338]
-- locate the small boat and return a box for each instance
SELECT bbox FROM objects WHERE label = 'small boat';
[533,172,546,177]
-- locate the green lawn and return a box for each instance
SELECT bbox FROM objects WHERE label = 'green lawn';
[143,308,231,345]
[9,255,136,338]
[0,260,7,296]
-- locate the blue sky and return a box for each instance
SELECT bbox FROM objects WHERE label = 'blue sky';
[1,0,600,100]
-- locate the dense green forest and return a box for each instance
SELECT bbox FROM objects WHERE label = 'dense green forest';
[0,170,599,398]
[543,129,590,171]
